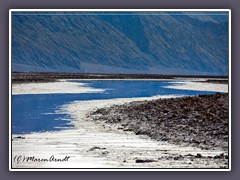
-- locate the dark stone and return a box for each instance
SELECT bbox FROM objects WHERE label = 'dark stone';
[135,159,157,163]
[88,146,106,151]
[195,154,203,158]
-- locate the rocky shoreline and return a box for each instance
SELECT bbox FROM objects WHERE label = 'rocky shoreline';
[90,93,229,151]
[12,72,228,83]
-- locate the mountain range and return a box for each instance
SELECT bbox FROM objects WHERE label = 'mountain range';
[11,11,229,75]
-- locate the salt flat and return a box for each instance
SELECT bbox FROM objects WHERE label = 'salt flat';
[164,81,228,93]
[12,81,105,95]
[11,80,228,169]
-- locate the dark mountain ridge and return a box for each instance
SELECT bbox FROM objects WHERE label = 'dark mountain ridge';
[12,11,229,75]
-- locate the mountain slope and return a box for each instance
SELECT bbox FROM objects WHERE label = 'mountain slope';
[11,11,229,75]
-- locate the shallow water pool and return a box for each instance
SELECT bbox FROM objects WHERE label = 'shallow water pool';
[12,80,216,134]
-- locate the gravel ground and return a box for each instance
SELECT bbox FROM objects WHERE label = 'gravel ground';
[90,93,229,151]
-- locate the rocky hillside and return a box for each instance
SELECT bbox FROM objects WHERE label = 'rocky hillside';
[12,11,229,75]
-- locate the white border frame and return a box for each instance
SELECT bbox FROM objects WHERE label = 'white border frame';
[9,9,231,171]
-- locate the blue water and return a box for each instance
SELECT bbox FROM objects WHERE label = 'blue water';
[12,80,216,134]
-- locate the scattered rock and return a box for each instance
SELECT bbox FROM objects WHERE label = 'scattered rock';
[13,136,25,140]
[88,146,106,151]
[156,149,168,152]
[173,155,184,160]
[90,93,228,151]
[186,154,194,157]
[214,153,227,159]
[101,151,109,156]
[195,154,203,158]
[135,159,157,163]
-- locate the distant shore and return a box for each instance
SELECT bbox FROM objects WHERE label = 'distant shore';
[12,72,228,83]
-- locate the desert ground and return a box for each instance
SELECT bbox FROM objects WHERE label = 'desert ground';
[11,74,229,169]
